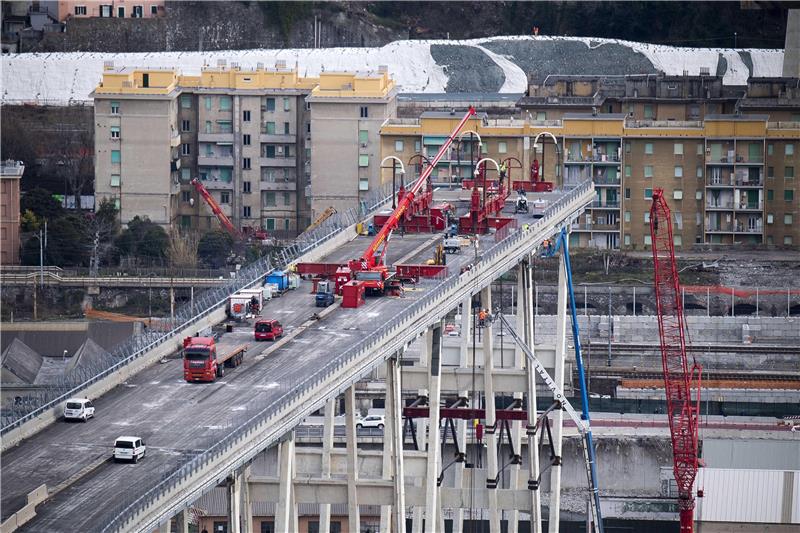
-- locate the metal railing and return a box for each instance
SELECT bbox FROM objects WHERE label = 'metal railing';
[0,178,405,432]
[101,181,594,532]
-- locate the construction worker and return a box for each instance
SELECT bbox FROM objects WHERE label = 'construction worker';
[499,161,507,180]
[478,308,487,327]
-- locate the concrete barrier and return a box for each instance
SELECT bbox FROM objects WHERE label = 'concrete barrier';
[0,484,47,533]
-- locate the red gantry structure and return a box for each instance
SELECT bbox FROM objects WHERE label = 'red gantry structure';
[649,188,702,533]
[297,107,477,296]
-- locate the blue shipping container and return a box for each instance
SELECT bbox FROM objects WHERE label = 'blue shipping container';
[266,270,288,291]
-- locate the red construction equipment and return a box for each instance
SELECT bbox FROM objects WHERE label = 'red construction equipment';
[458,160,513,234]
[191,178,242,240]
[649,188,702,533]
[297,107,477,297]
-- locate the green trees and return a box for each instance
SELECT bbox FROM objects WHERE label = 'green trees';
[197,230,235,268]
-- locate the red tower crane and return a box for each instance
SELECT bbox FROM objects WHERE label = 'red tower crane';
[649,188,702,533]
[191,178,242,240]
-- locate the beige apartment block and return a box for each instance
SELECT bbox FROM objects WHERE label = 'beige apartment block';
[1,160,24,265]
[307,71,397,220]
[54,1,165,20]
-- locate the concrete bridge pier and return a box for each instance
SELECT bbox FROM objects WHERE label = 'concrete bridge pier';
[452,297,472,533]
[522,256,543,533]
[481,286,501,532]
[318,398,336,533]
[274,433,297,533]
[389,351,407,533]
[424,323,444,533]
[227,464,252,533]
[345,386,360,533]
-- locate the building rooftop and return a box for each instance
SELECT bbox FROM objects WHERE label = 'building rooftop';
[0,160,24,177]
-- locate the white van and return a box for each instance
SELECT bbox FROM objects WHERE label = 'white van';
[63,398,95,422]
[113,436,146,463]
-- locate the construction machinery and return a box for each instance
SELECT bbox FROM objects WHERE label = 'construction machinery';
[297,107,477,296]
[191,178,242,240]
[306,207,337,232]
[514,190,529,213]
[649,188,702,533]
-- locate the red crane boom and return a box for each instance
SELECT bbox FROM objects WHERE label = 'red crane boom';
[191,178,242,240]
[649,188,702,533]
[359,107,476,269]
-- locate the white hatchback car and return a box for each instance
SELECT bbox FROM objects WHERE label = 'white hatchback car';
[113,436,146,463]
[63,398,95,422]
[356,414,385,430]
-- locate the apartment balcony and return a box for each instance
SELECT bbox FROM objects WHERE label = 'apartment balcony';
[734,177,763,187]
[170,130,181,148]
[735,202,763,212]
[260,157,297,168]
[260,133,295,143]
[706,177,734,188]
[706,158,735,166]
[733,223,763,234]
[705,225,734,233]
[734,157,764,166]
[593,176,621,187]
[197,155,234,167]
[260,178,297,191]
[200,178,233,190]
[590,201,621,209]
[706,201,734,210]
[572,222,620,232]
[198,132,234,143]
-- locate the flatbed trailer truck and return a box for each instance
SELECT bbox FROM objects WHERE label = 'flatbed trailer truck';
[183,336,248,382]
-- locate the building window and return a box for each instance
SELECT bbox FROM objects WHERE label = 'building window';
[358,130,369,144]
[696,144,704,155]
[644,212,651,223]
[785,166,795,179]
[205,97,212,110]
[624,165,631,178]
[265,146,276,158]
[358,154,369,167]
[498,141,508,154]
[218,120,232,133]
[306,122,311,134]
[182,143,191,156]
[360,106,369,118]
[243,206,251,218]
[151,5,158,15]
[283,192,291,206]
[395,140,404,152]
[673,189,683,200]
[536,111,546,121]
[132,5,143,17]
[359,178,369,191]
[181,190,191,202]
[643,104,654,119]
[625,142,631,154]
[767,189,774,201]
[785,214,793,225]
[110,126,120,139]
[644,188,653,199]
[785,236,794,245]
[644,165,653,178]
[786,144,795,156]
[644,143,653,155]
[180,168,190,182]
[415,140,421,152]
[75,5,87,15]
[110,174,120,187]
[768,166,775,179]
[266,218,275,230]
[180,120,190,132]
[644,235,652,246]
[674,143,684,155]
[674,166,683,178]
[624,188,631,199]
[242,110,251,122]
[624,234,631,246]
[265,122,276,135]
[785,189,794,201]
[179,95,191,109]
[768,143,774,156]
[767,213,774,224]
[243,181,251,193]
[674,235,682,246]
[624,211,631,222]
[111,150,121,163]
[243,157,251,170]
[265,98,275,112]
[284,122,290,135]
[243,134,251,146]
[265,192,276,206]
[220,191,230,204]
[696,166,703,178]
[110,101,120,114]
[284,219,290,231]
[696,190,702,200]
[283,97,290,111]
[100,4,111,17]
[218,96,231,110]
[180,215,191,228]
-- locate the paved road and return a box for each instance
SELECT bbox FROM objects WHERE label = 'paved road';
[1,228,478,531]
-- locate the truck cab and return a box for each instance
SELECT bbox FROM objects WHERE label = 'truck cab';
[254,319,283,341]
[183,337,218,382]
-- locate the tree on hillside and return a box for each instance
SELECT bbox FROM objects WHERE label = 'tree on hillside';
[112,216,169,265]
[197,230,234,268]
[20,188,64,221]
[21,212,91,267]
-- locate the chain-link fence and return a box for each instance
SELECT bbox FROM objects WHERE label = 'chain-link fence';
[1,178,408,432]
[101,182,592,532]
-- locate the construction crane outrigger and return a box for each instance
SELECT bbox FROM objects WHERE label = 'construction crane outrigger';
[649,188,702,533]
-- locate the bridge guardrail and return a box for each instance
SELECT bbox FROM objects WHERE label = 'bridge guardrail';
[102,180,593,532]
[1,178,407,434]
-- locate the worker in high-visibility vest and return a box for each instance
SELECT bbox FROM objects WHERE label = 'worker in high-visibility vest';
[478,309,487,327]
[499,161,508,180]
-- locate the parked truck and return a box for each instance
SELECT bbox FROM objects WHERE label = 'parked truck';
[183,336,247,382]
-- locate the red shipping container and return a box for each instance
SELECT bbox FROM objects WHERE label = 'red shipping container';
[341,280,366,308]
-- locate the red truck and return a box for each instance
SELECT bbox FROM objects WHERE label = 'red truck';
[254,319,283,341]
[183,336,247,382]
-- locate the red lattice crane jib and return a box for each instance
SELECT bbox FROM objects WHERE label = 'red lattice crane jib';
[649,188,702,533]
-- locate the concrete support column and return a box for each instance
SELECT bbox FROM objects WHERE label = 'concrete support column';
[390,352,407,533]
[275,433,295,533]
[424,323,443,533]
[524,256,542,533]
[228,469,242,533]
[319,399,335,533]
[174,509,189,533]
[412,330,432,533]
[452,297,472,533]
[241,465,254,533]
[381,358,395,533]
[548,253,569,533]
[345,386,361,533]
[481,286,501,533]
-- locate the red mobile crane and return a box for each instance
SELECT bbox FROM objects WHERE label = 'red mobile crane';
[191,178,242,240]
[649,189,702,533]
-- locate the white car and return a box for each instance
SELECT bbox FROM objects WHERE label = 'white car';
[356,415,385,430]
[63,398,95,422]
[113,436,146,463]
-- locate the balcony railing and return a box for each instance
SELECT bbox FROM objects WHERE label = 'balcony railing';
[593,176,621,186]
[735,202,763,211]
[197,155,234,167]
[625,119,703,128]
[706,201,734,209]
[590,200,620,208]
